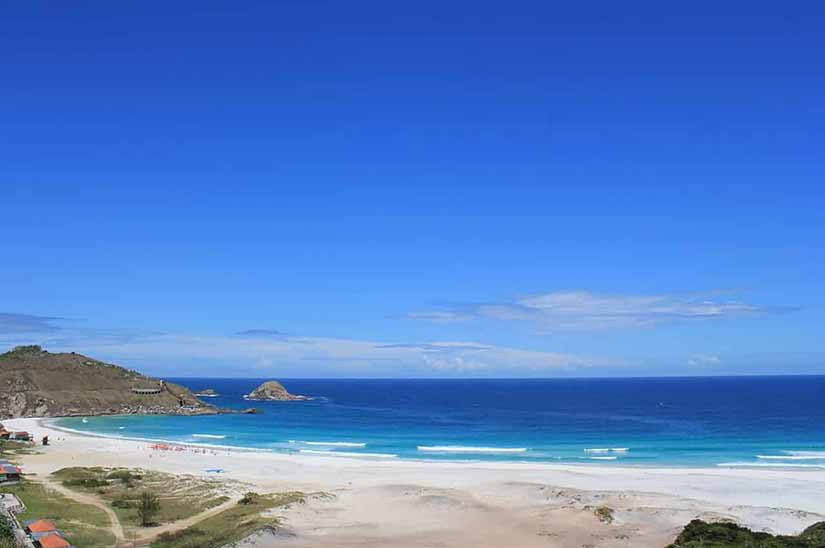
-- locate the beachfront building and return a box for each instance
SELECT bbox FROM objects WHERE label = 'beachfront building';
[24,519,57,536]
[33,532,74,548]
[24,520,74,548]
[0,460,22,483]
[0,493,25,515]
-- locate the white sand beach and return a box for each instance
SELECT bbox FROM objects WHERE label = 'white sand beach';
[6,417,825,548]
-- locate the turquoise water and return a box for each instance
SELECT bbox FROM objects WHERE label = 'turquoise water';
[58,377,825,467]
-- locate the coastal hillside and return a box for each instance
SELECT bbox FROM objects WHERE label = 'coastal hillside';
[0,345,218,418]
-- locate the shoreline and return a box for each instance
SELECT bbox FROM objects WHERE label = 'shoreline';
[30,416,825,473]
[42,415,825,472]
[6,416,825,546]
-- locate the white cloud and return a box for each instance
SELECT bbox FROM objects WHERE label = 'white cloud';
[93,334,600,375]
[0,324,607,377]
[687,354,722,367]
[402,311,471,323]
[408,290,791,331]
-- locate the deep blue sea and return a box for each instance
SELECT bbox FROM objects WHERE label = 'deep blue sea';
[58,377,825,467]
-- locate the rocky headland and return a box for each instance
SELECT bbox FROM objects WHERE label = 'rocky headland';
[0,345,220,418]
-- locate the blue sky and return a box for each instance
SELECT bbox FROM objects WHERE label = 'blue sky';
[2,2,823,377]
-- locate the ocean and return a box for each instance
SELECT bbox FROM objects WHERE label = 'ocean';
[58,377,825,467]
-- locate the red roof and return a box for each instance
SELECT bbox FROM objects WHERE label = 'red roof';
[38,533,71,548]
[27,519,57,533]
[0,463,22,474]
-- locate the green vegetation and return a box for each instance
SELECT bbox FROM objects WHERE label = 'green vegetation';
[0,514,15,543]
[5,345,43,355]
[53,467,229,527]
[0,481,116,548]
[138,491,161,526]
[108,469,142,485]
[593,505,614,524]
[62,477,110,489]
[150,492,306,548]
[0,439,37,460]
[239,491,261,505]
[667,519,825,548]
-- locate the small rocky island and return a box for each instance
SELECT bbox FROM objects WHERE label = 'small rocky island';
[245,380,307,401]
[195,388,219,397]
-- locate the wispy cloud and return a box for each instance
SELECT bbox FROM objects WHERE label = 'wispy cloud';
[81,334,600,376]
[0,312,64,333]
[406,290,795,331]
[688,354,722,367]
[0,311,160,349]
[401,311,471,323]
[234,329,286,337]
[0,311,607,376]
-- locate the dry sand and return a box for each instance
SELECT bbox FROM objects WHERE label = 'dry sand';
[6,418,825,548]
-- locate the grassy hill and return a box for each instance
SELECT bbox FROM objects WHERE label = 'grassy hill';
[0,345,218,418]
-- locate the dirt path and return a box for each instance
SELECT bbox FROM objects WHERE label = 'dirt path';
[43,479,126,543]
[131,496,241,545]
[43,479,241,547]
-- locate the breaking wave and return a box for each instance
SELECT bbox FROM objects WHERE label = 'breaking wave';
[584,448,629,454]
[417,446,528,454]
[298,449,397,458]
[290,440,367,448]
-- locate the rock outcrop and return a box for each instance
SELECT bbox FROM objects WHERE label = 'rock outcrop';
[0,345,221,418]
[245,381,306,401]
[195,388,219,397]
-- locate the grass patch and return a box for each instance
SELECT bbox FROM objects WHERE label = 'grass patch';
[0,439,37,460]
[150,492,305,548]
[593,505,615,524]
[52,467,231,528]
[0,481,115,548]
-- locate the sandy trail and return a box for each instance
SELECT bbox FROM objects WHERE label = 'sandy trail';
[42,479,126,543]
[41,478,242,547]
[130,495,242,546]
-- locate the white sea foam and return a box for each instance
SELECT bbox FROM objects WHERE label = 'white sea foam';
[717,462,825,468]
[192,434,226,439]
[289,440,367,448]
[757,455,825,460]
[298,449,397,458]
[584,448,629,454]
[416,446,528,454]
[785,451,825,457]
[587,456,618,460]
